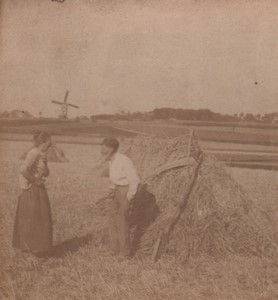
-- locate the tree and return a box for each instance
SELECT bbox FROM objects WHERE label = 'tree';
[255,114,261,121]
[261,114,271,123]
[244,113,256,122]
[233,113,239,120]
[239,112,245,120]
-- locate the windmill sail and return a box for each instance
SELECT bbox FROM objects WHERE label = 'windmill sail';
[64,90,69,103]
[68,103,79,108]
[51,90,79,119]
[51,100,64,105]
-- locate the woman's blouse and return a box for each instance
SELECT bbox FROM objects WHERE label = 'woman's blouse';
[19,148,48,190]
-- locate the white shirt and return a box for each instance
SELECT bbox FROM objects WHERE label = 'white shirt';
[109,152,140,199]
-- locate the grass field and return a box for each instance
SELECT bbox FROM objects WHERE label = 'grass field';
[1,118,278,170]
[1,119,278,145]
[1,140,278,300]
[113,121,278,146]
[113,121,278,169]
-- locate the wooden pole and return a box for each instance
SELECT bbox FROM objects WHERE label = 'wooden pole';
[151,159,202,262]
[151,130,203,262]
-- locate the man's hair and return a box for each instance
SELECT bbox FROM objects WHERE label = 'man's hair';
[101,137,119,152]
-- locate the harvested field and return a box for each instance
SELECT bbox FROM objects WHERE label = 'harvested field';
[0,120,136,138]
[1,119,278,145]
[1,119,278,170]
[202,140,278,153]
[114,121,278,146]
[1,139,278,300]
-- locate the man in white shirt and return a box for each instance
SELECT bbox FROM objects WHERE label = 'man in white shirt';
[101,137,140,257]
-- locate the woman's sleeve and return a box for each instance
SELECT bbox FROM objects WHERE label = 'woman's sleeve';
[20,150,39,173]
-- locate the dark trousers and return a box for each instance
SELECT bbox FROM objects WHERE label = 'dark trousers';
[109,185,130,256]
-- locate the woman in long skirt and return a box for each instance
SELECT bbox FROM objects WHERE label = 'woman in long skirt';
[13,131,53,254]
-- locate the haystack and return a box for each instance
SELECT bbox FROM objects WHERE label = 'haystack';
[117,134,278,261]
[20,143,69,162]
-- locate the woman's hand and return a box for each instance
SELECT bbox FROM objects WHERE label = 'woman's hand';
[126,191,135,201]
[41,152,48,163]
[33,178,46,186]
[107,188,115,199]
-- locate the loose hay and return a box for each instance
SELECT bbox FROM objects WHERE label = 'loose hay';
[122,136,278,260]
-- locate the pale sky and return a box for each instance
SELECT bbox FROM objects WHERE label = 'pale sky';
[1,0,278,118]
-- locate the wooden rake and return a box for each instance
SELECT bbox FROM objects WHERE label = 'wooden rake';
[151,130,203,262]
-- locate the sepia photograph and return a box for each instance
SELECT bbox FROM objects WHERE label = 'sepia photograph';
[0,0,278,299]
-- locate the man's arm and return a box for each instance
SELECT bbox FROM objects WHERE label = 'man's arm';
[125,158,140,201]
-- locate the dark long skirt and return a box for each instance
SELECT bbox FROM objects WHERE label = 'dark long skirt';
[13,184,53,253]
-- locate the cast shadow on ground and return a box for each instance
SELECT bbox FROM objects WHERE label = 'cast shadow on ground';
[129,184,160,257]
[37,233,95,259]
[37,184,159,259]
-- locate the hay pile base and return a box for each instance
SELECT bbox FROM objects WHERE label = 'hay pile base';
[20,143,69,162]
[118,136,278,261]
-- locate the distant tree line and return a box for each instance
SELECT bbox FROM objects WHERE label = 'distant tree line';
[91,108,278,123]
[0,110,34,119]
[1,108,277,124]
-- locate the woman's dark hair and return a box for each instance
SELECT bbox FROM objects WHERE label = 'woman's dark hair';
[101,137,119,152]
[33,130,51,147]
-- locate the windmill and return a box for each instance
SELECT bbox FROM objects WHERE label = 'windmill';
[51,90,79,119]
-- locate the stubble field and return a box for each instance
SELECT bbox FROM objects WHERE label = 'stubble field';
[1,140,278,300]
